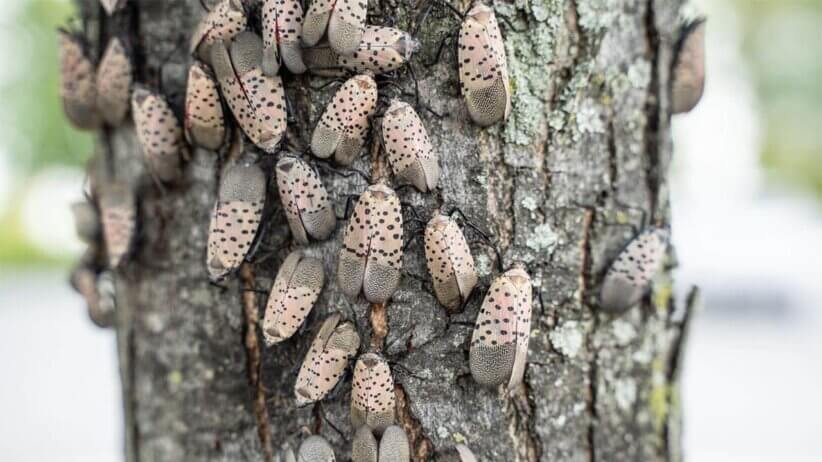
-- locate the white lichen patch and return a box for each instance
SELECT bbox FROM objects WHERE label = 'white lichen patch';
[611,319,637,346]
[577,0,619,31]
[614,378,637,412]
[452,432,466,444]
[521,195,539,211]
[575,99,605,135]
[437,426,449,439]
[526,223,558,253]
[475,253,493,278]
[549,321,584,358]
[627,60,652,89]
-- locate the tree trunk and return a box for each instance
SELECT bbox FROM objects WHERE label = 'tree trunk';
[77,0,694,460]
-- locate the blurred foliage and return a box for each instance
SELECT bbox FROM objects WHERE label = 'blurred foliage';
[0,0,93,173]
[731,0,822,197]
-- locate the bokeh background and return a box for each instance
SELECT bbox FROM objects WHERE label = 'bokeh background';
[0,0,820,460]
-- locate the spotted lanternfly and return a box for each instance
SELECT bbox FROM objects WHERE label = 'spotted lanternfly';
[131,87,184,182]
[262,251,325,345]
[294,313,360,406]
[185,62,226,150]
[337,183,403,304]
[58,30,101,130]
[206,159,266,282]
[424,212,477,310]
[190,0,247,63]
[470,263,532,390]
[261,0,307,75]
[70,264,107,328]
[351,352,396,434]
[71,201,100,244]
[439,445,478,462]
[95,38,132,126]
[275,157,336,244]
[458,3,512,127]
[599,227,669,312]
[302,0,367,53]
[382,100,439,192]
[672,19,706,114]
[297,435,336,462]
[211,32,287,153]
[304,26,419,76]
[311,74,377,165]
[98,182,136,268]
[352,425,409,462]
[99,0,126,16]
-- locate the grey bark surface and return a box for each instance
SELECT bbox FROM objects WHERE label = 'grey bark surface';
[77,0,694,461]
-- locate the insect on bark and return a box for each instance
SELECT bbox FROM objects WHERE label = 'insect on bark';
[185,61,226,151]
[310,74,377,165]
[424,212,477,310]
[302,0,367,55]
[262,250,325,345]
[599,227,669,312]
[304,26,419,77]
[206,158,267,282]
[95,37,132,126]
[458,3,512,126]
[261,0,307,75]
[71,200,101,244]
[297,435,336,462]
[382,99,440,192]
[211,32,287,153]
[672,19,706,114]
[469,263,532,390]
[57,30,101,130]
[294,313,360,406]
[98,181,136,269]
[438,444,478,462]
[337,183,403,304]
[190,0,247,63]
[352,425,410,462]
[131,87,184,182]
[351,353,396,434]
[275,156,337,244]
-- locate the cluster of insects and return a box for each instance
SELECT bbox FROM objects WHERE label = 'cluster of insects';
[63,0,705,460]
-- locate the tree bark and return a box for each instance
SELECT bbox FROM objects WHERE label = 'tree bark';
[77,0,694,460]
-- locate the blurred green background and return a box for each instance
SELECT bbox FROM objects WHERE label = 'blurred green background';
[0,0,820,268]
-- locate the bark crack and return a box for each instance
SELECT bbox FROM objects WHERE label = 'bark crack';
[579,209,598,462]
[395,384,433,462]
[239,264,275,462]
[644,0,662,224]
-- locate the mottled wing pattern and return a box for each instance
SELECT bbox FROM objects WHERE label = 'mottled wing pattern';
[469,274,519,386]
[131,88,183,182]
[337,187,371,298]
[190,0,247,59]
[277,0,306,73]
[262,252,323,345]
[328,0,366,55]
[185,62,226,150]
[352,426,378,462]
[424,215,476,309]
[96,38,132,126]
[294,314,360,406]
[600,228,669,311]
[302,0,335,47]
[276,157,336,244]
[206,200,263,279]
[297,435,335,462]
[361,184,403,304]
[239,68,287,151]
[506,268,532,390]
[261,0,281,75]
[378,425,410,462]
[58,31,100,130]
[338,26,418,75]
[311,74,376,162]
[457,15,500,92]
[382,100,439,191]
[98,183,136,269]
[351,353,395,433]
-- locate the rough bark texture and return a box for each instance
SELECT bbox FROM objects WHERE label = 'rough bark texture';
[77,0,694,460]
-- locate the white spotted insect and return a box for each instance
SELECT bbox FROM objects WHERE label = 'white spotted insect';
[71,200,101,244]
[302,0,367,55]
[262,250,324,345]
[98,181,136,269]
[352,425,409,462]
[311,73,377,165]
[131,87,184,182]
[382,99,440,192]
[211,32,287,153]
[190,0,247,63]
[458,3,512,126]
[185,61,226,151]
[424,212,477,310]
[297,435,336,462]
[57,29,101,130]
[95,37,132,126]
[351,352,396,434]
[469,263,532,390]
[261,0,307,75]
[599,227,669,312]
[337,183,403,304]
[275,157,337,244]
[304,26,419,77]
[206,158,267,282]
[99,0,126,16]
[672,19,706,114]
[295,313,360,405]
